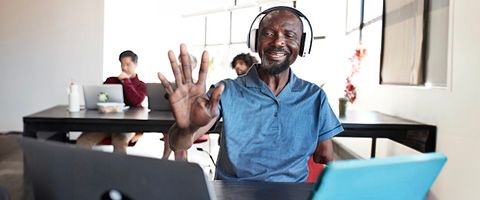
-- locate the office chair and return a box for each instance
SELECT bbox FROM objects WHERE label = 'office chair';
[96,132,144,147]
[160,133,211,160]
[306,156,325,183]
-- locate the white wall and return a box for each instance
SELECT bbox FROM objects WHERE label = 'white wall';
[103,0,183,84]
[2,0,478,198]
[343,0,480,199]
[0,0,104,131]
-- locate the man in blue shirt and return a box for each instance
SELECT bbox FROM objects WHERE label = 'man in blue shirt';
[157,7,343,182]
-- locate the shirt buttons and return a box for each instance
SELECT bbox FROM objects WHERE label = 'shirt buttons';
[274,112,278,117]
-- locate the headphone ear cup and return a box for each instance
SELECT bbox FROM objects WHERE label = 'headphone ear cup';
[299,33,306,57]
[249,29,258,52]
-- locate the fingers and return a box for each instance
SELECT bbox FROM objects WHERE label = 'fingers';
[179,44,193,84]
[208,83,224,114]
[157,72,174,95]
[197,51,209,87]
[168,50,184,86]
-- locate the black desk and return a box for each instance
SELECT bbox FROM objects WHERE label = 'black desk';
[23,106,436,157]
[213,181,313,200]
[337,110,436,157]
[23,105,175,138]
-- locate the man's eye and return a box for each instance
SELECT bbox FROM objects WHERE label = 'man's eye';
[263,31,274,37]
[286,32,296,38]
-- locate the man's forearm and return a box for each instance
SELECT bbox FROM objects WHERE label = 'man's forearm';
[313,139,334,164]
[167,123,195,151]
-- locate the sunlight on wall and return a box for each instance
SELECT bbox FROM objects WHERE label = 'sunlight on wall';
[103,0,183,83]
[103,0,354,112]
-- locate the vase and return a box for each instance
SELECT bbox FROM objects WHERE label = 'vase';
[338,97,348,117]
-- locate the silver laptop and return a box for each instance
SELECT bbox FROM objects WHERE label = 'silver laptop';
[147,83,173,111]
[19,138,216,200]
[83,85,124,109]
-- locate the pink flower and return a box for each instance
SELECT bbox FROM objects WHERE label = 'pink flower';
[345,81,356,103]
[344,45,366,103]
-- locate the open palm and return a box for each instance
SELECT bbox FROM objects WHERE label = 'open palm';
[158,44,223,137]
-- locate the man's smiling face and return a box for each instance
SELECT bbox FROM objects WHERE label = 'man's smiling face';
[257,10,303,75]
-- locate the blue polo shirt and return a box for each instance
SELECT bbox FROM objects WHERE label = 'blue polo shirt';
[212,65,343,182]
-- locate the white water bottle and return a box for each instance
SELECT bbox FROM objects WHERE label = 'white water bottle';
[68,83,80,112]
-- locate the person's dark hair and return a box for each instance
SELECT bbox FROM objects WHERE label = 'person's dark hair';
[119,50,138,64]
[231,53,259,69]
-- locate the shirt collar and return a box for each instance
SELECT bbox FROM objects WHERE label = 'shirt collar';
[131,74,139,81]
[244,64,302,92]
[244,64,263,89]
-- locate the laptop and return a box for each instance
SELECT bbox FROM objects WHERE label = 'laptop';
[83,85,124,109]
[310,153,447,200]
[146,83,173,111]
[19,138,215,200]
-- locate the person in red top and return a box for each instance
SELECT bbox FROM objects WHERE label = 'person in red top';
[77,50,146,153]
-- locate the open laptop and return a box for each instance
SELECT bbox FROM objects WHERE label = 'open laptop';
[146,83,173,111]
[310,153,447,200]
[83,85,124,109]
[19,138,215,200]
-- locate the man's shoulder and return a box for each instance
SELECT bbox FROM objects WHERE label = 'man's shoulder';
[219,76,244,88]
[132,75,146,86]
[104,77,120,84]
[292,75,324,94]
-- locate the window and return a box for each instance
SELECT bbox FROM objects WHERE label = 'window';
[295,0,331,38]
[206,12,230,45]
[363,0,383,23]
[181,0,298,83]
[347,0,449,87]
[424,0,449,87]
[380,0,428,85]
[182,16,206,46]
[260,2,294,11]
[231,7,259,43]
[346,0,363,33]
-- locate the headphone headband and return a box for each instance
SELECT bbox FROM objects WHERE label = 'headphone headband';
[247,6,313,57]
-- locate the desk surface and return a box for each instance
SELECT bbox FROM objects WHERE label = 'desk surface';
[340,110,427,126]
[24,105,432,127]
[337,110,436,153]
[25,105,173,121]
[24,105,436,153]
[213,181,313,200]
[23,105,175,134]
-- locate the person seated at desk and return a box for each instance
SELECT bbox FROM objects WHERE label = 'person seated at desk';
[231,53,259,76]
[77,50,146,153]
[157,7,343,182]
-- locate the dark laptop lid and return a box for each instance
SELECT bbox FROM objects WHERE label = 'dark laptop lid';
[146,83,173,111]
[19,138,215,200]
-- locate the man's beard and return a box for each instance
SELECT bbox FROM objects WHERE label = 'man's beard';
[260,48,291,75]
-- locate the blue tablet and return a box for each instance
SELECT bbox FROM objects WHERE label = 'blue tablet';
[310,153,447,200]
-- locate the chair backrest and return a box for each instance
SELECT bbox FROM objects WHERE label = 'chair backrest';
[96,132,144,147]
[306,156,325,183]
[310,153,447,200]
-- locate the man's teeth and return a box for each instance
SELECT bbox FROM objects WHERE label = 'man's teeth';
[271,52,285,57]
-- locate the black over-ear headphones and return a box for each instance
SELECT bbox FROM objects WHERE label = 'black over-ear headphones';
[247,6,313,57]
